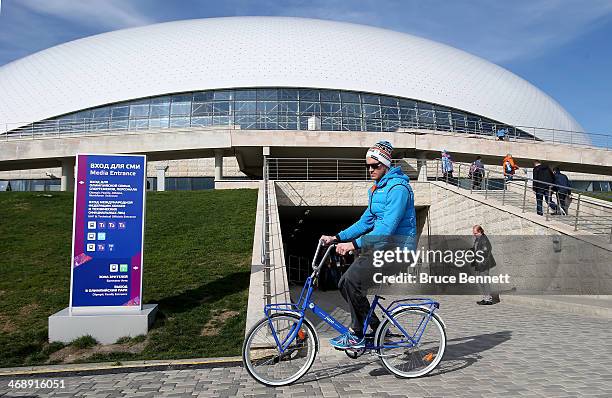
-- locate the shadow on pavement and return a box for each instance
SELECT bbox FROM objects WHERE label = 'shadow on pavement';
[393,330,512,378]
[301,359,372,384]
[297,330,511,384]
[368,330,512,378]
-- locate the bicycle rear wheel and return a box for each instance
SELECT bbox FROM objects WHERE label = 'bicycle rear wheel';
[376,307,446,378]
[242,313,318,386]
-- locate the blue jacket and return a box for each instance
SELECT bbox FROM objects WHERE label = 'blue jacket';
[441,155,453,172]
[554,172,571,194]
[337,166,416,249]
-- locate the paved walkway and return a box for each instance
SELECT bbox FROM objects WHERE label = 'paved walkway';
[1,294,611,397]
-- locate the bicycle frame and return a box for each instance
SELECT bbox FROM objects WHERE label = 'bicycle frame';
[262,242,441,353]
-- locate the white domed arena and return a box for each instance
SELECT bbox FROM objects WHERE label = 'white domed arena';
[1,16,609,193]
[0,16,582,134]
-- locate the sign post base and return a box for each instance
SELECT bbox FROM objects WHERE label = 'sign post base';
[48,304,158,345]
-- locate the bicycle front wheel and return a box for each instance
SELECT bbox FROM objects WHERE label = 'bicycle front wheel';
[242,313,318,386]
[376,307,446,378]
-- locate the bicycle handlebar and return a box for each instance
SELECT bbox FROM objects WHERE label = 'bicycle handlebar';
[311,239,356,279]
[311,240,336,278]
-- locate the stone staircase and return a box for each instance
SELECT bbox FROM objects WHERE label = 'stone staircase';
[457,181,612,240]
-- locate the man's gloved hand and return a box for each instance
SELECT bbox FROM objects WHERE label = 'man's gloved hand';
[319,235,337,245]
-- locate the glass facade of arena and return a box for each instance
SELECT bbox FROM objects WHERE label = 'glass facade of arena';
[9,88,530,138]
[0,179,60,191]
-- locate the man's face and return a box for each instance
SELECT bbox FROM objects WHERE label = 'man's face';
[366,158,387,181]
[472,227,481,237]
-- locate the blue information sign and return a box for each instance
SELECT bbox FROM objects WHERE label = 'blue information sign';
[69,154,147,312]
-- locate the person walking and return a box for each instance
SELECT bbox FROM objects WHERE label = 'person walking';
[532,161,558,216]
[553,167,571,215]
[502,153,519,186]
[469,156,485,190]
[320,140,416,349]
[441,150,454,185]
[470,225,498,305]
[318,255,340,291]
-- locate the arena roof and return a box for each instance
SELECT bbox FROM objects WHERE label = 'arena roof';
[0,16,582,133]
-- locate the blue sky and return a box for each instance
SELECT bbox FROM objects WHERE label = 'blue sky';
[0,0,611,135]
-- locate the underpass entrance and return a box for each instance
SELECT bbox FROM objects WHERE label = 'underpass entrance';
[279,205,428,287]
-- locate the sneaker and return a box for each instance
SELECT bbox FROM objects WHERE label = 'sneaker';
[329,332,347,346]
[477,300,493,305]
[329,331,365,350]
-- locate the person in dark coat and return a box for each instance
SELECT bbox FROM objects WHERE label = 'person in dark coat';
[532,161,558,216]
[471,225,499,305]
[553,167,571,215]
[469,156,485,190]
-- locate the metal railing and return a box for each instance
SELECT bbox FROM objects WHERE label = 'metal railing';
[287,255,310,284]
[431,159,612,242]
[266,158,417,181]
[2,113,611,150]
[261,156,272,306]
[263,156,612,242]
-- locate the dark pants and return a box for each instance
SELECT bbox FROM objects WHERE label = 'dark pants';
[472,171,483,190]
[338,255,382,337]
[473,265,500,303]
[443,171,455,186]
[535,190,557,215]
[477,268,492,302]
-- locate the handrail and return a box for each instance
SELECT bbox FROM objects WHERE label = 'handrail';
[263,156,611,242]
[2,113,610,151]
[266,158,411,181]
[261,156,272,306]
[431,157,599,195]
[431,158,612,242]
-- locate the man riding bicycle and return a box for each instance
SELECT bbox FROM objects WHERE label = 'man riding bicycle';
[320,140,416,350]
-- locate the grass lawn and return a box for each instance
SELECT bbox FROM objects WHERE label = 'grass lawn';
[0,189,257,368]
[585,192,612,202]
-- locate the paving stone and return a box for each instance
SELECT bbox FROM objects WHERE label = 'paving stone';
[2,296,611,397]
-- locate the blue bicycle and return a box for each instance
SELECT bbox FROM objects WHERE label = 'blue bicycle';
[242,241,447,386]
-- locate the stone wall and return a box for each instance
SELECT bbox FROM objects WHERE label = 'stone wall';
[274,180,430,207]
[421,182,612,294]
[147,157,245,178]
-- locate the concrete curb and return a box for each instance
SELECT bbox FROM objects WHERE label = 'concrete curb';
[0,356,243,378]
[503,295,612,319]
